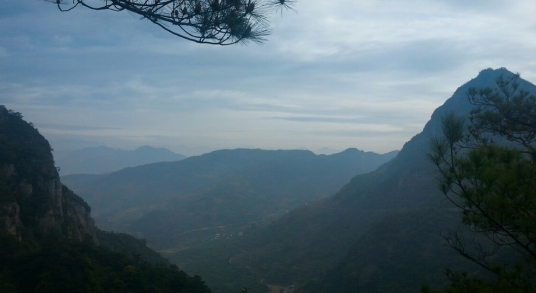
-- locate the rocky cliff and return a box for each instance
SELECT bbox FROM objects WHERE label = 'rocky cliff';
[0,105,97,242]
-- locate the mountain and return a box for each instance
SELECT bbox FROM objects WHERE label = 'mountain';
[0,105,211,293]
[0,107,97,242]
[54,145,186,175]
[312,68,536,293]
[62,147,397,251]
[164,68,536,293]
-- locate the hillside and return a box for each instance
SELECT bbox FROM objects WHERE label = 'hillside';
[312,68,536,293]
[0,106,97,242]
[0,105,211,293]
[166,68,536,293]
[54,145,186,175]
[63,147,397,251]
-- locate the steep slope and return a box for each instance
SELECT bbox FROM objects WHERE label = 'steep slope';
[0,106,97,242]
[314,69,536,293]
[0,105,212,293]
[55,145,186,175]
[64,147,397,250]
[309,208,467,293]
[171,68,536,292]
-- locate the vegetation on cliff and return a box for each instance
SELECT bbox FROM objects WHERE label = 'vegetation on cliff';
[0,105,212,293]
[0,233,211,293]
[425,74,536,292]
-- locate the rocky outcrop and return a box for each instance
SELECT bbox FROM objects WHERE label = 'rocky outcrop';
[0,105,97,243]
[0,202,21,239]
[62,184,98,242]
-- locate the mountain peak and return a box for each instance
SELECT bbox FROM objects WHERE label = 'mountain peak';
[423,67,531,135]
[381,68,535,172]
[135,145,157,151]
[476,67,514,78]
[340,148,364,154]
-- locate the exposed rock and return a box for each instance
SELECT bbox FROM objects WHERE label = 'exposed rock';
[0,105,97,243]
[2,163,15,179]
[62,185,98,243]
[19,181,33,197]
[0,202,21,239]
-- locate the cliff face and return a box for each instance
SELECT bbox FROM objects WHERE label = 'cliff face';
[0,105,97,242]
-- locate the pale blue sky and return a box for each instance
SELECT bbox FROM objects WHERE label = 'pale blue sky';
[1,0,536,156]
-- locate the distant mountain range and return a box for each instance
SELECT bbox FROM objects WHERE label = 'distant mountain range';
[39,68,536,293]
[62,148,398,252]
[54,145,186,175]
[162,68,536,293]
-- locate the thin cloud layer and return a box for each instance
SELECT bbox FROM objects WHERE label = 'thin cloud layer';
[1,0,535,155]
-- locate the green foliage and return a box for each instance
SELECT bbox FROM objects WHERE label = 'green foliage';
[421,270,534,293]
[0,106,55,180]
[97,230,171,266]
[178,256,269,293]
[0,234,212,293]
[308,208,477,293]
[0,105,59,229]
[63,184,91,213]
[428,75,536,292]
[467,74,536,147]
[0,105,212,293]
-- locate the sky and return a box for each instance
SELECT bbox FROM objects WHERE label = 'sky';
[1,0,536,156]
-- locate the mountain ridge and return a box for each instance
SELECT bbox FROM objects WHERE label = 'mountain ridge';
[168,68,536,293]
[54,145,186,175]
[63,146,398,251]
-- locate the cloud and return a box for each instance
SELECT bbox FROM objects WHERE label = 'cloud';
[1,0,535,153]
[269,116,406,132]
[39,123,122,131]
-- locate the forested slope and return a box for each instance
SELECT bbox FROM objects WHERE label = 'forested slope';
[0,105,211,293]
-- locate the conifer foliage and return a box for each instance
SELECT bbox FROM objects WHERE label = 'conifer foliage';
[427,74,536,292]
[47,0,297,45]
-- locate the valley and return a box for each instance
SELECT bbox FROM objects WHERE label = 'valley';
[67,68,536,293]
[2,68,535,293]
[3,1,535,292]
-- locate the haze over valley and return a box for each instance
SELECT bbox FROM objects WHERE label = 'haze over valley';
[4,1,535,156]
[61,68,536,293]
[1,0,536,292]
[4,68,533,292]
[55,145,186,175]
[62,147,397,250]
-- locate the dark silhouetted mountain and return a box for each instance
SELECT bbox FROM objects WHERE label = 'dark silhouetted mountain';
[166,68,536,293]
[310,69,536,293]
[0,105,211,293]
[62,147,397,251]
[0,105,97,242]
[55,145,186,175]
